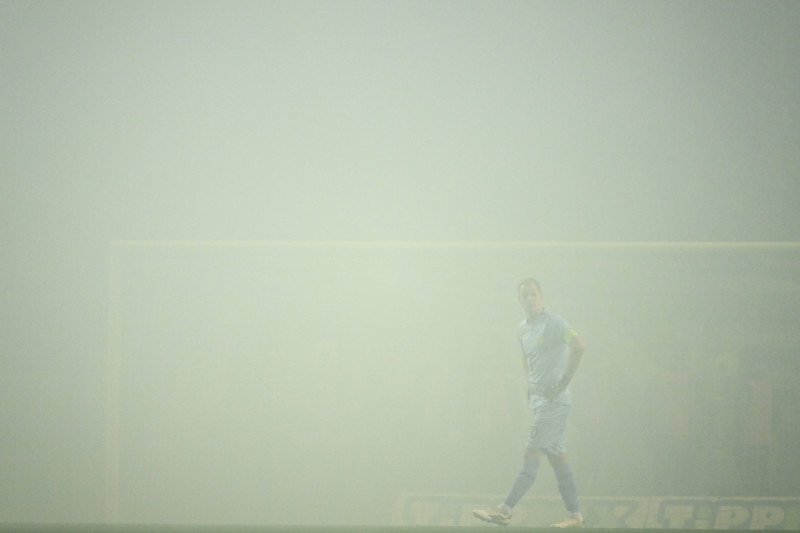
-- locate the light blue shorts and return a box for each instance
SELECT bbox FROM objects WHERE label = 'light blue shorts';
[525,396,570,455]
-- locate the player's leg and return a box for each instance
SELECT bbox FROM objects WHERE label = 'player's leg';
[504,446,542,508]
[547,452,584,527]
[472,403,548,526]
[544,407,585,529]
[472,447,541,526]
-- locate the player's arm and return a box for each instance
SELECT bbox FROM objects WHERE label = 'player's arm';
[561,331,586,384]
[545,330,585,400]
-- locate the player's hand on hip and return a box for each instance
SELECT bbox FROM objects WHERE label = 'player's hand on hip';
[544,375,571,401]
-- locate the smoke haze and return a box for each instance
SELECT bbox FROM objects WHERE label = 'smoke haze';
[2,0,800,525]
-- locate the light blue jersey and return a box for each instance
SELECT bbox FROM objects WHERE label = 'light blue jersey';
[517,309,576,406]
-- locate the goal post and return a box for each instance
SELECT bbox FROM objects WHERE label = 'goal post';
[105,241,800,524]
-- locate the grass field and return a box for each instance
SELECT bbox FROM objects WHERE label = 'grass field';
[0,525,758,533]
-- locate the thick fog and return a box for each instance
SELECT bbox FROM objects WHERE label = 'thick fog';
[2,0,800,526]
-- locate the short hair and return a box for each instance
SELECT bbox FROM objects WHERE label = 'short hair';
[517,277,542,293]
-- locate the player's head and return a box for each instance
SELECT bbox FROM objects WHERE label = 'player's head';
[517,277,541,294]
[518,277,543,317]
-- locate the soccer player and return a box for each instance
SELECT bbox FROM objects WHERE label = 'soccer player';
[472,278,587,528]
